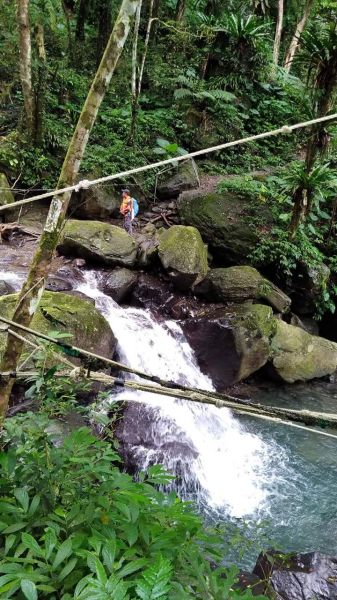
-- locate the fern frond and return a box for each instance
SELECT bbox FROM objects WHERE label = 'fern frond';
[135,557,172,600]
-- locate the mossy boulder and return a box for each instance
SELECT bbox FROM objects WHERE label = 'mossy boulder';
[69,180,120,220]
[196,266,291,313]
[178,186,272,264]
[103,268,138,303]
[182,304,276,389]
[270,319,337,383]
[158,225,208,290]
[156,161,199,200]
[0,291,116,365]
[58,220,137,267]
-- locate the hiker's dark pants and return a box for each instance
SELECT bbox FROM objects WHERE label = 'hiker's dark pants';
[124,213,133,235]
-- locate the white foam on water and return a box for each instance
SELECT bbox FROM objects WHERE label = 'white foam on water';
[77,271,286,518]
[0,271,24,290]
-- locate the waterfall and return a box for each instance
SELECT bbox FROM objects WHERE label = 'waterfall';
[77,271,285,519]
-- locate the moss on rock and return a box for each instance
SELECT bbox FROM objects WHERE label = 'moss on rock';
[178,186,272,264]
[270,319,337,383]
[196,266,291,313]
[158,225,208,290]
[58,220,137,267]
[0,291,116,365]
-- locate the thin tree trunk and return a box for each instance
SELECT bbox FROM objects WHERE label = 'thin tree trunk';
[61,0,73,60]
[17,0,34,134]
[289,186,307,238]
[284,0,314,73]
[272,0,284,71]
[76,0,90,41]
[138,0,155,97]
[97,0,112,65]
[0,0,140,419]
[175,0,185,21]
[34,23,46,146]
[129,0,147,145]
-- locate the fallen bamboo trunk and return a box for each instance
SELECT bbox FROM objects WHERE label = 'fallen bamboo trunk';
[3,367,337,432]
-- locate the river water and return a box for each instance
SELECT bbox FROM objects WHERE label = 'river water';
[3,268,337,564]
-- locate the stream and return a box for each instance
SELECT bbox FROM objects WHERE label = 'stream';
[3,267,337,566]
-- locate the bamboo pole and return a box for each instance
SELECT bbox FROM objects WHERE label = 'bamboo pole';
[3,365,337,432]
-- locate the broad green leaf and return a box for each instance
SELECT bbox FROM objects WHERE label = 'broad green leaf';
[22,533,43,557]
[3,522,28,534]
[52,538,73,569]
[58,558,78,581]
[21,579,38,600]
[14,489,29,513]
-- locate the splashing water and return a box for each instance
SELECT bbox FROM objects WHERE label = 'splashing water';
[77,271,287,518]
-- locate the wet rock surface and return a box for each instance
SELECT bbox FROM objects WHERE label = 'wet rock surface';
[252,551,337,600]
[182,304,275,389]
[115,401,199,484]
[103,268,138,303]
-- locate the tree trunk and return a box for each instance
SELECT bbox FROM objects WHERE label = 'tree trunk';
[272,0,284,71]
[289,186,307,238]
[34,23,46,146]
[97,0,112,65]
[76,0,90,41]
[17,0,34,134]
[284,0,314,73]
[61,0,73,60]
[0,0,140,419]
[129,0,143,145]
[175,0,185,22]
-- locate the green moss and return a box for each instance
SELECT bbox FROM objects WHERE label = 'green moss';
[158,225,208,288]
[0,291,116,363]
[58,219,137,267]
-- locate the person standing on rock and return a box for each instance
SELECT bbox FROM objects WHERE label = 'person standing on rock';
[120,189,139,235]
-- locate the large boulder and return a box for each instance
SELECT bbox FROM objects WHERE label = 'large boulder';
[103,268,138,303]
[289,262,331,315]
[0,291,116,365]
[156,161,199,200]
[270,319,337,383]
[253,551,337,600]
[158,225,208,290]
[178,186,272,264]
[68,180,120,220]
[58,220,137,267]
[196,266,291,313]
[182,304,276,389]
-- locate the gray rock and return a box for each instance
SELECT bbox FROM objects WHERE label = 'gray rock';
[157,161,199,200]
[0,280,14,296]
[196,266,291,313]
[58,220,138,267]
[178,185,272,264]
[103,268,138,303]
[253,551,337,600]
[270,319,337,383]
[182,304,276,389]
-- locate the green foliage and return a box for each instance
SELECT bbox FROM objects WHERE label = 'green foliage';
[217,174,271,202]
[0,411,267,599]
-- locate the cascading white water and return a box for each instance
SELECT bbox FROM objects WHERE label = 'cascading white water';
[77,271,285,518]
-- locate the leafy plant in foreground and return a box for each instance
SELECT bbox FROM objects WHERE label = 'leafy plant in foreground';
[0,412,267,599]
